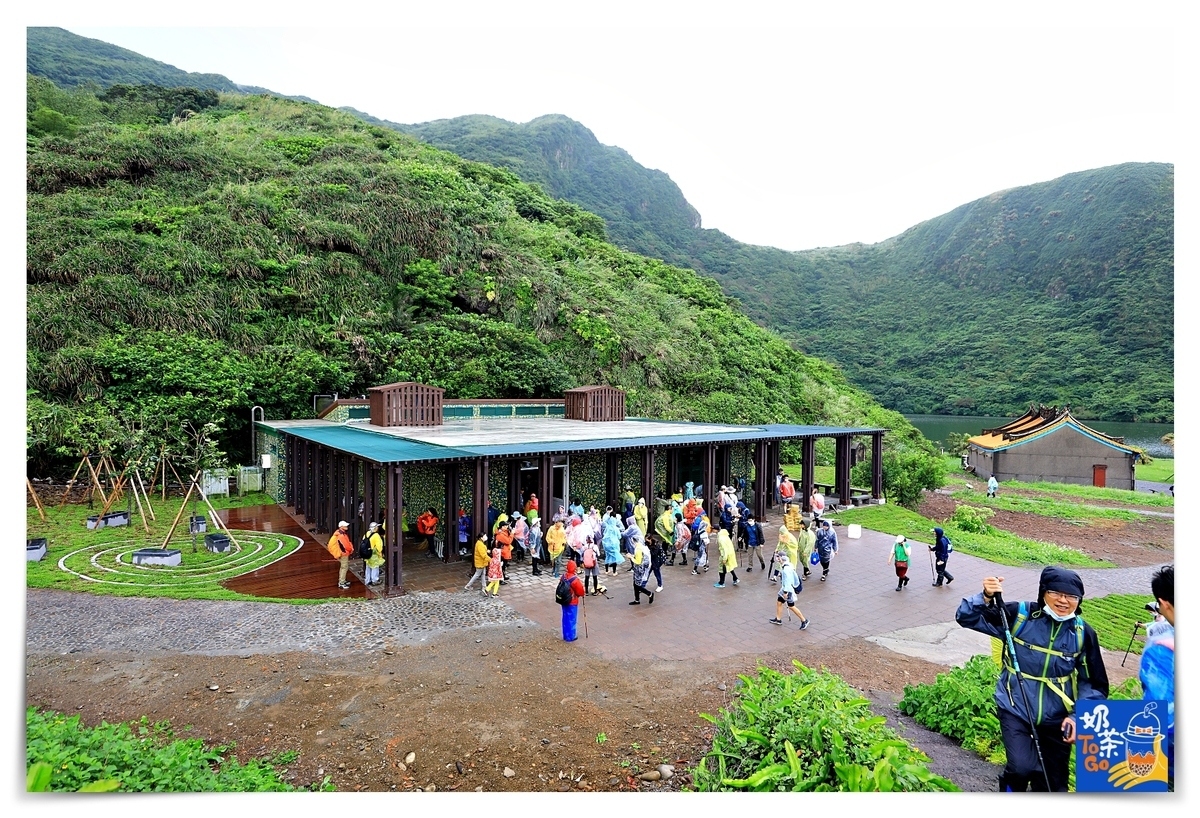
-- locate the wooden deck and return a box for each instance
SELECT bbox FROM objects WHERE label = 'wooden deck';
[218,504,468,600]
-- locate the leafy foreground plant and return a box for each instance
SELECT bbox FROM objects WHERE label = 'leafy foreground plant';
[26,708,333,792]
[899,654,1144,791]
[692,661,959,792]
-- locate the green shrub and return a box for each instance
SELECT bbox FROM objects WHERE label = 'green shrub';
[692,661,959,792]
[950,503,996,534]
[899,654,1005,763]
[26,708,332,792]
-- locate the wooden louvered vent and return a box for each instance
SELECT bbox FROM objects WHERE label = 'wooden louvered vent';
[564,386,625,422]
[368,382,445,427]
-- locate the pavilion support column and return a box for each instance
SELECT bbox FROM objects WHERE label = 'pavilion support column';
[302,441,314,523]
[665,450,679,501]
[385,464,404,595]
[472,458,490,543]
[835,437,852,509]
[768,442,781,509]
[753,441,768,521]
[872,434,884,500]
[606,452,619,510]
[365,463,380,527]
[538,455,553,525]
[321,448,333,533]
[641,449,655,508]
[284,435,295,508]
[506,459,520,516]
[445,463,460,562]
[703,443,716,515]
[801,438,816,514]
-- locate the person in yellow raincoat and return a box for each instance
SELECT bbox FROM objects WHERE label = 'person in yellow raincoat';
[634,497,649,536]
[714,527,739,588]
[772,524,798,584]
[545,519,568,577]
[797,520,817,580]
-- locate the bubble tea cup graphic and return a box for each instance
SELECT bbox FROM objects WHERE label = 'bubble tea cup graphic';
[1123,702,1163,777]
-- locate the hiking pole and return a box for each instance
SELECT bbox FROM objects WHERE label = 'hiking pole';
[581,592,588,639]
[1121,621,1144,667]
[994,592,1054,792]
[928,545,937,583]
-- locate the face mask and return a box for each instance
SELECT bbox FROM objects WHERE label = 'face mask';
[1042,604,1075,622]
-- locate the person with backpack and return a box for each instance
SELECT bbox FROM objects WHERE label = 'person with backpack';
[464,532,490,597]
[744,513,766,572]
[888,534,911,592]
[528,517,545,577]
[691,523,710,575]
[714,526,739,588]
[628,537,656,605]
[772,524,796,584]
[930,526,955,587]
[362,521,385,586]
[768,553,809,630]
[956,567,1109,792]
[485,547,504,598]
[809,487,825,521]
[580,536,602,596]
[815,519,838,582]
[798,519,817,580]
[555,560,587,641]
[621,516,641,570]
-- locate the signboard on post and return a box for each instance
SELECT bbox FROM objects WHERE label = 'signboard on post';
[1074,699,1170,792]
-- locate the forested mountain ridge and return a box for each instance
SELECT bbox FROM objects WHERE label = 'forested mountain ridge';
[27,27,314,102]
[25,78,936,500]
[397,114,1173,422]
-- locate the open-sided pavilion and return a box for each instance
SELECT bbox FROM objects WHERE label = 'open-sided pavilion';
[254,383,886,595]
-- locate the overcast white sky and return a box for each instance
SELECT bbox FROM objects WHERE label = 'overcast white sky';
[37,1,1180,251]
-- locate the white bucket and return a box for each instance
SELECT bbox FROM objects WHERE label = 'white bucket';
[847,523,862,539]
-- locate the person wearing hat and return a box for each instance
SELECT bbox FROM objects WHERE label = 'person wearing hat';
[326,520,355,590]
[634,497,648,536]
[363,521,385,586]
[798,518,817,580]
[773,524,797,584]
[888,535,911,591]
[464,531,491,597]
[956,567,1110,792]
[768,553,809,630]
[511,512,529,562]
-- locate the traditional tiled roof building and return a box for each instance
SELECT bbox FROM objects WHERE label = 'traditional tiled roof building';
[966,405,1140,490]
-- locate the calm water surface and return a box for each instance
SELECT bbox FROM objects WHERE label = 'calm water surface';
[904,415,1174,459]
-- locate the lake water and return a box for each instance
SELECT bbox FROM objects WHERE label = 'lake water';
[904,415,1175,459]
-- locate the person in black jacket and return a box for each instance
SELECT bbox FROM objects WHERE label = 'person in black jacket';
[743,513,766,571]
[930,526,955,586]
[956,567,1109,791]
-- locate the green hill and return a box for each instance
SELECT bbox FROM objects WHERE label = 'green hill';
[25,78,936,502]
[27,27,315,101]
[397,115,1173,422]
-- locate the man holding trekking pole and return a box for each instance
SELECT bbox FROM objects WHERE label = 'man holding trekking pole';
[955,567,1109,791]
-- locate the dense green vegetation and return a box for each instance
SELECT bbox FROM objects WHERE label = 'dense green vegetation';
[25,77,937,499]
[692,661,958,792]
[26,27,306,100]
[27,708,330,791]
[399,116,1173,422]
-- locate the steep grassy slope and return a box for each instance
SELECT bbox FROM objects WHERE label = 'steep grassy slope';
[397,115,1173,422]
[25,80,931,486]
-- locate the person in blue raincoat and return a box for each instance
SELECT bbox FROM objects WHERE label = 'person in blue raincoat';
[602,510,624,577]
[930,526,954,587]
[956,566,1109,791]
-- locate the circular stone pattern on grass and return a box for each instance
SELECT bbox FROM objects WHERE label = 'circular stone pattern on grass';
[56,532,302,588]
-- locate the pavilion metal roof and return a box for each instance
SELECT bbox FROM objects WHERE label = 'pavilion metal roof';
[258,417,886,466]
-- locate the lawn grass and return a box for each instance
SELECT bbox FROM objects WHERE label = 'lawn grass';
[1085,593,1159,655]
[948,487,1150,522]
[779,463,836,485]
[1136,458,1174,484]
[834,504,1113,568]
[26,493,330,604]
